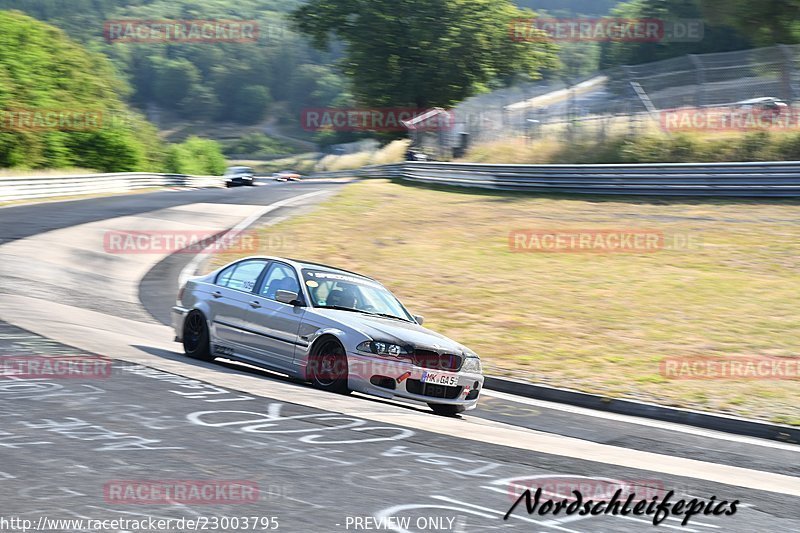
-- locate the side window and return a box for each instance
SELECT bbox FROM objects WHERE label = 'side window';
[219,260,267,292]
[216,264,236,286]
[259,262,301,301]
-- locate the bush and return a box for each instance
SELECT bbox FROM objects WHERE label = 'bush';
[164,136,226,175]
[0,12,165,172]
[775,132,800,160]
[223,133,293,157]
[230,86,272,125]
[66,130,147,172]
[464,130,800,165]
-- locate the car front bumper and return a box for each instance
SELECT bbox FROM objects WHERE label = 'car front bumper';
[345,353,483,409]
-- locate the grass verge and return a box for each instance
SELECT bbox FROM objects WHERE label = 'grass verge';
[462,130,800,164]
[207,180,800,424]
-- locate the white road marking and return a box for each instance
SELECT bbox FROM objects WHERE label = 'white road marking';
[481,389,800,452]
[178,189,330,286]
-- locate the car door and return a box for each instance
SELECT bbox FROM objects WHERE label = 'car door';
[207,259,268,352]
[238,261,306,370]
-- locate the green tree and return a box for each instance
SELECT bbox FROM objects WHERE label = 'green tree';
[165,136,226,175]
[289,64,353,112]
[0,10,160,171]
[557,42,600,80]
[3,0,344,128]
[699,0,800,46]
[291,0,557,108]
[230,85,272,124]
[153,58,201,108]
[180,86,221,121]
[599,0,751,69]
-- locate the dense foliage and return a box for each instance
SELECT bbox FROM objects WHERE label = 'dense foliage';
[598,0,751,68]
[549,131,800,164]
[164,136,227,175]
[3,0,800,170]
[0,11,229,172]
[0,0,350,127]
[292,0,558,109]
[0,10,162,171]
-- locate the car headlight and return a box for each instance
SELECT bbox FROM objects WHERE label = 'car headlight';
[461,356,482,374]
[357,340,410,357]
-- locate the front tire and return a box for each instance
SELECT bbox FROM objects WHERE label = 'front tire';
[308,338,350,394]
[429,403,465,417]
[183,311,213,362]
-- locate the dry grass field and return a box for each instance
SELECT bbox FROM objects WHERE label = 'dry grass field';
[209,179,800,424]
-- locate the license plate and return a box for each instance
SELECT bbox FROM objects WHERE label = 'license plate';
[421,371,458,387]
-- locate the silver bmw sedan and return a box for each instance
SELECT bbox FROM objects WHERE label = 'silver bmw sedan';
[172,256,483,415]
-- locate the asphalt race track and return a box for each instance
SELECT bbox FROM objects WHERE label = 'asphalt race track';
[0,181,797,533]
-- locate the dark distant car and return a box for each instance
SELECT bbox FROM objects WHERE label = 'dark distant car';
[273,170,302,182]
[224,166,255,187]
[405,149,428,161]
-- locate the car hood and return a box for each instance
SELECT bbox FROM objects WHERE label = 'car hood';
[312,308,467,354]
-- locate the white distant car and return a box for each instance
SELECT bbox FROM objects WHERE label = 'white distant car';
[273,170,302,182]
[224,166,255,187]
[734,97,788,118]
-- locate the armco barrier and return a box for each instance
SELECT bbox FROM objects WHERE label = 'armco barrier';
[0,173,221,203]
[307,161,800,196]
[5,161,800,202]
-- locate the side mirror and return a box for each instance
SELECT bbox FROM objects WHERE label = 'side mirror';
[275,290,301,305]
[413,315,424,325]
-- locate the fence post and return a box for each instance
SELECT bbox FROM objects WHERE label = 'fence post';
[688,54,705,107]
[778,44,796,103]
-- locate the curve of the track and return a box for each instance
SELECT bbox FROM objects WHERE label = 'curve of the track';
[0,182,797,533]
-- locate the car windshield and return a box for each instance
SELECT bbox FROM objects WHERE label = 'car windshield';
[302,269,413,321]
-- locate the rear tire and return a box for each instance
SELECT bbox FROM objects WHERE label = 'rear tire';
[183,311,213,362]
[429,403,465,417]
[308,338,350,394]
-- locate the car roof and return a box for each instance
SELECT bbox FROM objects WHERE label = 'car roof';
[223,255,376,281]
[289,259,376,280]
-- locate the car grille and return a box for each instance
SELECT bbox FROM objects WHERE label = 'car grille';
[412,350,463,371]
[405,379,462,399]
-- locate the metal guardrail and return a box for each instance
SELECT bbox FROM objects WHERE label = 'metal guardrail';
[308,161,800,196]
[4,161,800,202]
[0,173,222,203]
